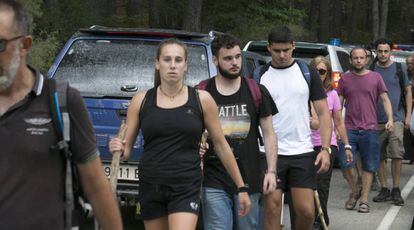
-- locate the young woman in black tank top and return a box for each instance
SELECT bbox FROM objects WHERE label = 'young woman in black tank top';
[109,38,251,230]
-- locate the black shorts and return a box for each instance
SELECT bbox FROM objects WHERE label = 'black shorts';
[276,151,317,191]
[139,179,202,220]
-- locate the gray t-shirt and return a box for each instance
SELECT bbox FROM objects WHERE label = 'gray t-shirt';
[374,62,410,123]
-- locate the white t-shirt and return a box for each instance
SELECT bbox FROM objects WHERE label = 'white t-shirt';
[260,61,326,156]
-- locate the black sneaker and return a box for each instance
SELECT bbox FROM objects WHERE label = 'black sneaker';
[391,188,404,206]
[373,187,391,202]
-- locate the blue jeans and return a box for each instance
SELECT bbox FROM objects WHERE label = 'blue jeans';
[202,187,262,230]
[338,129,380,172]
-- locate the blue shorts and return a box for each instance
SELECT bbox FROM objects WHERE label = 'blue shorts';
[338,129,380,172]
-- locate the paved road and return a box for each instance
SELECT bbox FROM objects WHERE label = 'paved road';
[281,160,414,230]
[85,161,414,229]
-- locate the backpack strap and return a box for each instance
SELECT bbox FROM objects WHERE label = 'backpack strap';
[48,78,74,230]
[242,77,264,146]
[396,62,406,111]
[194,88,204,128]
[254,62,272,84]
[297,60,311,88]
[195,78,211,90]
[244,77,262,112]
[296,60,313,114]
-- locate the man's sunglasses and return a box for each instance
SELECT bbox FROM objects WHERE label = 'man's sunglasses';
[0,35,25,52]
[317,68,327,75]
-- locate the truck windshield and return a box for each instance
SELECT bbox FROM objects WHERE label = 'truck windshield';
[53,39,210,97]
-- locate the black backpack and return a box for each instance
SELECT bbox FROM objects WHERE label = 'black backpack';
[48,78,92,230]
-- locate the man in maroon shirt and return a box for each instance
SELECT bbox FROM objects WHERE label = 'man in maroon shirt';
[336,47,393,213]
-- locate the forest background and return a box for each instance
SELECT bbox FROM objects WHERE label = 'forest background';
[22,0,414,71]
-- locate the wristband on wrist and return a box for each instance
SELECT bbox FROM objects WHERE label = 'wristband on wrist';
[237,184,249,194]
[344,144,352,151]
[265,169,277,175]
[321,146,331,154]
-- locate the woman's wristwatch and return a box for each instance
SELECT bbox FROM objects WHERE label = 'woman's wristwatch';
[344,144,352,151]
[321,146,331,154]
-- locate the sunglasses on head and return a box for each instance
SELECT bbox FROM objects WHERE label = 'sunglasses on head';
[0,35,25,52]
[317,68,327,75]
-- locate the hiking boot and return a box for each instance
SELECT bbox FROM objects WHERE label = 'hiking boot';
[373,187,391,202]
[391,188,404,206]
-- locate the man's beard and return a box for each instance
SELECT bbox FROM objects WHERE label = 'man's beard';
[0,46,20,92]
[352,65,365,74]
[218,64,240,80]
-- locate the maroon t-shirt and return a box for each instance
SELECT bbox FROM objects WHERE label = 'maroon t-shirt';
[337,70,388,130]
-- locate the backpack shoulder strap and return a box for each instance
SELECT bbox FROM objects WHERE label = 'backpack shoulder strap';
[396,62,404,88]
[195,78,211,90]
[255,62,272,83]
[48,78,74,230]
[244,77,262,111]
[56,80,70,142]
[297,60,311,88]
[369,62,376,71]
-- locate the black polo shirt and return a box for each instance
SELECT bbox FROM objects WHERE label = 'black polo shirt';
[0,67,98,229]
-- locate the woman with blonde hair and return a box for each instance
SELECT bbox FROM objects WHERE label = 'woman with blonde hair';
[309,56,353,229]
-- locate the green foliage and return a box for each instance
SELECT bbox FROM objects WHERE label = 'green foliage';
[21,0,42,30]
[252,5,306,25]
[21,0,60,72]
[27,31,60,73]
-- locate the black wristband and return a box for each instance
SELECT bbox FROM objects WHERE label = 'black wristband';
[237,184,249,194]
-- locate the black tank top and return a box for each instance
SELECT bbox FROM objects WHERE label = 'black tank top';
[139,86,203,184]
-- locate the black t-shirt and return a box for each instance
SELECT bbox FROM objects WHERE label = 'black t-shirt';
[0,70,98,229]
[139,86,204,185]
[203,77,277,194]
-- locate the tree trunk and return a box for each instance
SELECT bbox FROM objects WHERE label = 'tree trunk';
[379,0,389,37]
[115,0,127,16]
[331,0,342,38]
[349,0,360,39]
[308,0,319,38]
[148,0,162,28]
[372,0,380,41]
[318,0,330,42]
[182,0,203,32]
[126,0,142,17]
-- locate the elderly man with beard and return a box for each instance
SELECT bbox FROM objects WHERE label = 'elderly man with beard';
[0,0,122,229]
[197,34,278,230]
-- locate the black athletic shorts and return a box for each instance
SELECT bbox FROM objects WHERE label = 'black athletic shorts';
[138,179,202,220]
[276,151,317,191]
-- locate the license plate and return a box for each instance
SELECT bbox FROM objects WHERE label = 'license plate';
[103,164,139,181]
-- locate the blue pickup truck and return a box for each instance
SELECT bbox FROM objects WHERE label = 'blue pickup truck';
[48,26,216,207]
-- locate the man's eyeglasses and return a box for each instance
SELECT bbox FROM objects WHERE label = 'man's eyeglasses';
[0,35,25,52]
[317,68,327,75]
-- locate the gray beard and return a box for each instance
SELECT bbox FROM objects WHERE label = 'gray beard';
[0,47,20,92]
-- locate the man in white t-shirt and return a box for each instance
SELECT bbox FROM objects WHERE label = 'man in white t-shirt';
[257,26,331,229]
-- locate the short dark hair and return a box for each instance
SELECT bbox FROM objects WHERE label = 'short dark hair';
[374,38,393,50]
[268,26,294,44]
[349,47,368,59]
[211,34,241,57]
[0,0,30,35]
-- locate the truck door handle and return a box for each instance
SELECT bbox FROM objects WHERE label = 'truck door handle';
[121,85,138,92]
